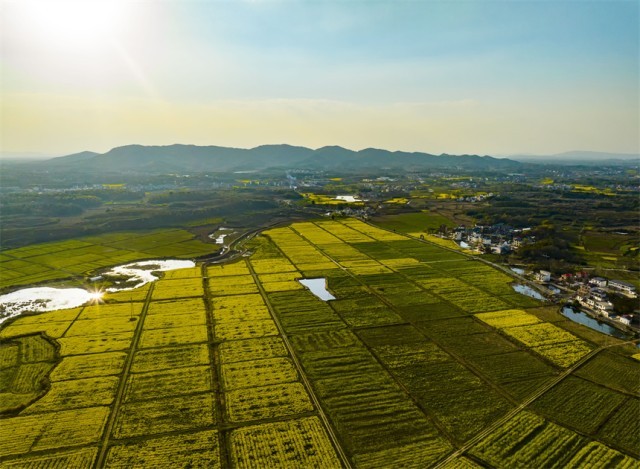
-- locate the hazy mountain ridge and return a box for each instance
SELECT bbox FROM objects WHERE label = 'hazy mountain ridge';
[510,151,639,164]
[46,144,520,173]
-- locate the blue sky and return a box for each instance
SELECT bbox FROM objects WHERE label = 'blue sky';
[1,0,638,156]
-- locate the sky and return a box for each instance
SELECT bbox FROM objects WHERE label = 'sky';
[1,0,638,157]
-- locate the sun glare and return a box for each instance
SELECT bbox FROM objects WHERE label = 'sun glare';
[20,1,128,49]
[88,289,104,303]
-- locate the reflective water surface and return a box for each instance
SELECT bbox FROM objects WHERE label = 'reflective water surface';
[561,306,629,339]
[299,278,336,301]
[512,284,546,300]
[0,259,195,324]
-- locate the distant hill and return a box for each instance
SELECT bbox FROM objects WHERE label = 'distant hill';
[45,144,521,173]
[510,151,639,165]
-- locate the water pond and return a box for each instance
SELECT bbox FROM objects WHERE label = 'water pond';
[561,306,629,339]
[510,267,525,275]
[298,278,336,301]
[0,287,100,324]
[0,259,195,324]
[512,284,546,300]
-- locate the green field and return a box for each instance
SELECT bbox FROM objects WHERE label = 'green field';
[372,210,456,234]
[0,228,215,290]
[0,218,638,467]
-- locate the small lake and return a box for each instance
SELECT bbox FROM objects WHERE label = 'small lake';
[510,267,525,275]
[102,260,195,291]
[561,306,629,339]
[0,259,195,325]
[209,228,235,245]
[299,278,336,301]
[0,287,101,324]
[512,284,546,300]
[335,195,360,203]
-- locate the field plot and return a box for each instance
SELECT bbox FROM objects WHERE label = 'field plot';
[576,351,640,394]
[359,325,513,442]
[565,441,639,468]
[219,336,288,364]
[229,417,341,468]
[470,411,587,467]
[0,228,214,289]
[268,290,345,332]
[151,277,204,300]
[295,341,451,463]
[598,397,640,456]
[2,447,98,468]
[124,365,211,402]
[475,309,593,367]
[0,406,110,457]
[226,382,313,422]
[0,316,73,340]
[22,375,119,413]
[105,430,221,468]
[0,334,58,413]
[131,344,209,373]
[530,377,627,434]
[57,332,133,355]
[138,325,207,348]
[221,357,299,389]
[113,393,215,439]
[51,351,126,381]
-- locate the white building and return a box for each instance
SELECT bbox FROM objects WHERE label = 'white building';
[618,315,632,326]
[589,277,607,288]
[536,270,551,282]
[608,280,637,297]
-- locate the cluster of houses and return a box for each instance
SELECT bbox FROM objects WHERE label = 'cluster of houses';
[548,272,637,327]
[455,192,495,203]
[437,224,531,254]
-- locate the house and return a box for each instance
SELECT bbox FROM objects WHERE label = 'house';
[594,301,613,313]
[536,270,551,282]
[577,284,592,297]
[608,280,637,297]
[589,277,607,288]
[591,288,608,302]
[560,273,573,282]
[491,243,510,255]
[618,315,632,326]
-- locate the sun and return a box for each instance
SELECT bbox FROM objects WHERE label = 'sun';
[88,288,104,303]
[19,1,128,50]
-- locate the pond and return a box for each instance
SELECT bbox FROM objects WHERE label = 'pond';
[512,284,546,300]
[510,267,525,275]
[335,195,360,203]
[209,228,235,245]
[561,306,629,339]
[102,260,195,291]
[0,259,195,325]
[298,278,336,301]
[0,287,101,324]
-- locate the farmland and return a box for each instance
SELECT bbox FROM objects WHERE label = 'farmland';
[0,218,638,467]
[0,228,214,290]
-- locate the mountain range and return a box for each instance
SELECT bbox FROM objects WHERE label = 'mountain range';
[44,144,521,173]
